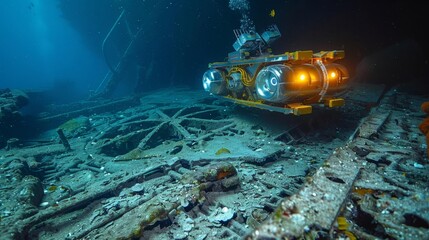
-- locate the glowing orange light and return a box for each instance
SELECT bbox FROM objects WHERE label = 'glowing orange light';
[299,74,306,81]
[330,72,337,79]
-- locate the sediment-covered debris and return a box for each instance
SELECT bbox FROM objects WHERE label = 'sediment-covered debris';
[246,87,429,240]
[0,86,427,240]
[0,88,29,148]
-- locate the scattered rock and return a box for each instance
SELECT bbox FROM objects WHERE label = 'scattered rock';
[130,183,145,194]
[210,207,236,224]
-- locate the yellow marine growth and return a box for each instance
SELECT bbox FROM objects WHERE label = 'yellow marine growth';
[337,216,349,231]
[215,147,231,155]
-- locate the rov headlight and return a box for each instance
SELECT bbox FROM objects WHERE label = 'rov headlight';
[202,69,226,95]
[256,64,292,102]
[325,63,349,84]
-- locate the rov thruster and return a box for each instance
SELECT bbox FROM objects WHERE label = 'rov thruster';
[202,25,350,115]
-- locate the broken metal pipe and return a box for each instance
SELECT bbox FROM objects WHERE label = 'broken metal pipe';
[57,128,71,151]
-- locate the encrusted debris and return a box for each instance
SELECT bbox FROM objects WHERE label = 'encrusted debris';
[1,86,427,240]
[246,86,429,240]
[0,88,29,148]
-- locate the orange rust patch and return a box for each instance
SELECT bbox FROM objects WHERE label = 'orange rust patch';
[216,170,231,180]
[353,188,374,196]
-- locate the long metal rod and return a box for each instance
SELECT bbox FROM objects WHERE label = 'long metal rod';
[101,9,125,74]
[94,25,144,96]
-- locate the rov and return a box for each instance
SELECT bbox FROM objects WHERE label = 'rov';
[202,25,349,115]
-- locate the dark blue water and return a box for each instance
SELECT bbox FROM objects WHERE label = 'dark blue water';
[0,0,427,98]
[0,0,106,96]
